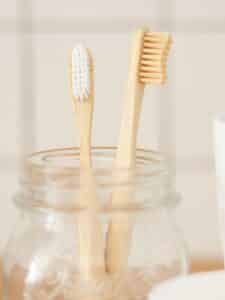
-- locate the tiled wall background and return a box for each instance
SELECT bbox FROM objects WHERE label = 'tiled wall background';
[1,0,225,269]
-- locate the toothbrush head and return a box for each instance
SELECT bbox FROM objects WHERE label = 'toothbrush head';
[139,31,172,84]
[71,44,92,101]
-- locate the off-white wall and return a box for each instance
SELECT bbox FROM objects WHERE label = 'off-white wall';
[0,0,224,269]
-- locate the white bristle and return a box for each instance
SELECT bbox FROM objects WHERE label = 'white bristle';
[71,44,91,101]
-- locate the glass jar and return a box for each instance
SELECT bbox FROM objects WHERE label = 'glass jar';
[3,147,188,300]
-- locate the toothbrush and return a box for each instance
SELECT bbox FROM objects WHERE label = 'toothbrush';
[106,29,172,273]
[71,45,105,280]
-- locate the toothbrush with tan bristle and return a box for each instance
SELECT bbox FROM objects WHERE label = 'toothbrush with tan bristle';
[71,45,105,280]
[106,28,172,274]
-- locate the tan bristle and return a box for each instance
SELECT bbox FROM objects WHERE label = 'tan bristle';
[139,31,171,84]
[140,66,166,74]
[140,78,166,84]
[140,71,165,78]
[141,57,166,65]
[143,42,165,49]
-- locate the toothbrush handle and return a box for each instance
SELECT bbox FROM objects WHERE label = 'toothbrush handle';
[106,82,144,274]
[106,29,146,274]
[76,172,105,279]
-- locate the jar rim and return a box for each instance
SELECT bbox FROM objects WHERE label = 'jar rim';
[16,146,178,212]
[27,146,165,172]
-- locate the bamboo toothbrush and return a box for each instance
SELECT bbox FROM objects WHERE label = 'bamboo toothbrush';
[106,28,172,273]
[71,45,105,280]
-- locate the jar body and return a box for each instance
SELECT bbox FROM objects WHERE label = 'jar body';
[3,207,187,300]
[2,147,188,300]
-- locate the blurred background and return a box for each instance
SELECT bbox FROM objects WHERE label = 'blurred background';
[0,0,225,271]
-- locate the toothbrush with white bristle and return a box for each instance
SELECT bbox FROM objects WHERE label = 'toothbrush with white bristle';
[71,45,105,280]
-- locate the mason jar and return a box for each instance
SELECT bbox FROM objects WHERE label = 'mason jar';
[2,147,188,300]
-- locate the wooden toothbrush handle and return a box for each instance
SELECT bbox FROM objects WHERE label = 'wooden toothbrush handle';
[106,29,146,274]
[106,189,135,273]
[76,172,105,280]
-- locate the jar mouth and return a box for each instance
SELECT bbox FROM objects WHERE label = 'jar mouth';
[27,146,164,174]
[16,147,178,212]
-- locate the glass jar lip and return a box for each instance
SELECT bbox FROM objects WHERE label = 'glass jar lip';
[16,146,178,213]
[26,146,166,174]
[22,146,170,188]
